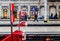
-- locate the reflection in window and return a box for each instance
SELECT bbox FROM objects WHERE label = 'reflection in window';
[20,6,28,20]
[49,6,59,19]
[39,6,44,19]
[30,6,38,19]
[13,6,18,19]
[21,6,28,12]
[2,6,9,19]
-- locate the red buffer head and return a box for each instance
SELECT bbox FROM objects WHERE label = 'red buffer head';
[17,21,27,27]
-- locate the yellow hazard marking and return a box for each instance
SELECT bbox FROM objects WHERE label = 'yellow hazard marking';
[47,19,50,23]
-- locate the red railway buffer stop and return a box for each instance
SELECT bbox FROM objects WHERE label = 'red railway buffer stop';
[19,31,25,41]
[1,30,26,41]
[13,30,25,41]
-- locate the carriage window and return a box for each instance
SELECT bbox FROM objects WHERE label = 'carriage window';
[20,6,28,20]
[21,6,28,12]
[49,6,59,20]
[13,6,18,19]
[1,6,9,19]
[30,6,38,19]
[39,6,44,19]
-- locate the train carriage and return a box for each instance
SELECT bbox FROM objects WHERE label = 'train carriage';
[0,0,60,41]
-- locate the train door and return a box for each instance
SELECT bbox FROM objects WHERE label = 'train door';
[1,4,10,19]
[20,5,28,21]
[49,6,58,19]
[30,6,39,19]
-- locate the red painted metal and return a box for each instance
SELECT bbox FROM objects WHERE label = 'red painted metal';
[17,21,26,27]
[11,3,14,11]
[11,14,15,23]
[1,30,24,41]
